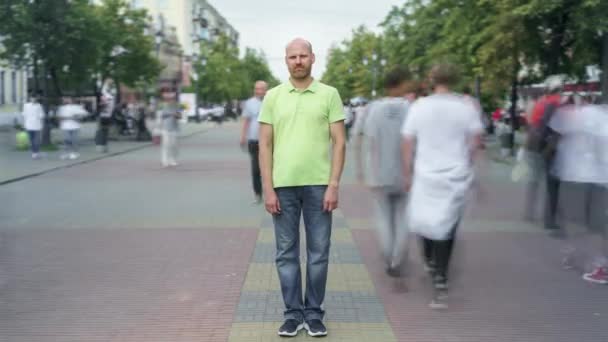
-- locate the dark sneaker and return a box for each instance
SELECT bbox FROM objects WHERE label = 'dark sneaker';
[278,319,303,337]
[304,319,327,337]
[386,265,403,278]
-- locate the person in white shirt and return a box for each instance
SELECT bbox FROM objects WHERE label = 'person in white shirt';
[21,95,45,159]
[57,97,87,160]
[240,81,268,204]
[401,64,483,309]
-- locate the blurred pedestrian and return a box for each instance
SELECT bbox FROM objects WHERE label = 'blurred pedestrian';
[240,80,268,204]
[157,88,181,167]
[523,76,563,232]
[401,63,483,309]
[21,95,44,159]
[356,66,413,279]
[343,101,354,141]
[549,103,608,283]
[258,38,345,337]
[96,96,114,153]
[57,97,87,160]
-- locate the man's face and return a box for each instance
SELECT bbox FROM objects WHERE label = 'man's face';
[285,43,315,80]
[162,91,176,101]
[254,82,267,98]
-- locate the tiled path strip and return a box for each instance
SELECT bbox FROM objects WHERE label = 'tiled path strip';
[228,209,397,341]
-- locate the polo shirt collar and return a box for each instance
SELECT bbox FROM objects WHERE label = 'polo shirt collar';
[287,78,319,93]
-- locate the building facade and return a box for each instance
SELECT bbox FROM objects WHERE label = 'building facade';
[0,62,28,126]
[129,0,239,87]
[129,0,238,57]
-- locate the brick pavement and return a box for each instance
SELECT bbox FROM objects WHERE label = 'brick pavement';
[1,123,606,342]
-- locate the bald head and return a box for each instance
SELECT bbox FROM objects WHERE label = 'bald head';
[285,38,315,80]
[285,38,313,55]
[254,80,268,98]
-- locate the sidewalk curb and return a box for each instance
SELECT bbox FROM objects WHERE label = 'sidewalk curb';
[0,127,211,187]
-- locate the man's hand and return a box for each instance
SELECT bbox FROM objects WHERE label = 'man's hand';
[239,137,247,151]
[403,173,412,192]
[323,185,339,212]
[264,189,281,215]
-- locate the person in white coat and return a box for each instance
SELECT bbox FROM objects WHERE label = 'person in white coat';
[57,97,87,160]
[401,64,483,309]
[21,95,45,159]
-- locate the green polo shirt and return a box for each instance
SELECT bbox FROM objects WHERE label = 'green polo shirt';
[258,80,345,188]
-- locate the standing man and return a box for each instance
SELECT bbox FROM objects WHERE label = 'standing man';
[22,95,45,159]
[401,64,483,309]
[258,38,346,337]
[240,80,268,204]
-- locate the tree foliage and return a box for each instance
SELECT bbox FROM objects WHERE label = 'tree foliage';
[0,0,160,98]
[321,0,608,104]
[193,36,279,104]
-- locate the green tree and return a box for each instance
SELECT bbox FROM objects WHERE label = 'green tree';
[193,37,279,104]
[321,26,383,100]
[93,0,161,103]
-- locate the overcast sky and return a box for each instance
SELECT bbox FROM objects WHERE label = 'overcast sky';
[208,0,403,82]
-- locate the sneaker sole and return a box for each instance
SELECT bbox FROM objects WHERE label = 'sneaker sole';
[278,323,304,337]
[582,274,608,285]
[304,323,327,337]
[429,300,448,309]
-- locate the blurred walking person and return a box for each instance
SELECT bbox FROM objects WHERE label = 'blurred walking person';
[548,102,608,283]
[21,95,44,159]
[57,97,87,160]
[401,64,483,309]
[96,96,114,153]
[258,38,345,337]
[158,88,181,167]
[523,77,563,231]
[356,66,413,279]
[240,81,268,204]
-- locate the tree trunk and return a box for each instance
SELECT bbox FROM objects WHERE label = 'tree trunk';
[602,32,608,104]
[50,67,63,98]
[41,65,51,146]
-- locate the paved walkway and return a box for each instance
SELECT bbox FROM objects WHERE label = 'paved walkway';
[0,122,606,342]
[0,121,214,184]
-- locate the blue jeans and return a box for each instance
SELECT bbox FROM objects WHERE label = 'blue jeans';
[63,130,79,153]
[273,185,332,322]
[27,130,40,153]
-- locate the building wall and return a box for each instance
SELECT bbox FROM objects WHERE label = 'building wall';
[0,65,28,120]
[130,0,239,58]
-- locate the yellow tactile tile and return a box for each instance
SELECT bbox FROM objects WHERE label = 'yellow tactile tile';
[242,263,375,292]
[228,322,396,342]
[257,228,355,244]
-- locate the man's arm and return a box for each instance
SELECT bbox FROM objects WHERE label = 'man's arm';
[401,136,415,191]
[240,117,251,146]
[259,123,280,214]
[324,121,346,211]
[354,133,365,184]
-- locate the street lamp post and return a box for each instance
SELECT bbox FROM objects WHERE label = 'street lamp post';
[363,53,386,98]
[155,32,163,59]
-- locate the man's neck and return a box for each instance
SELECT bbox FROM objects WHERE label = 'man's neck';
[290,76,314,90]
[434,85,450,94]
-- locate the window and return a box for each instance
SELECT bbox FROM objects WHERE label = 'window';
[11,71,17,103]
[157,0,169,9]
[0,71,5,105]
